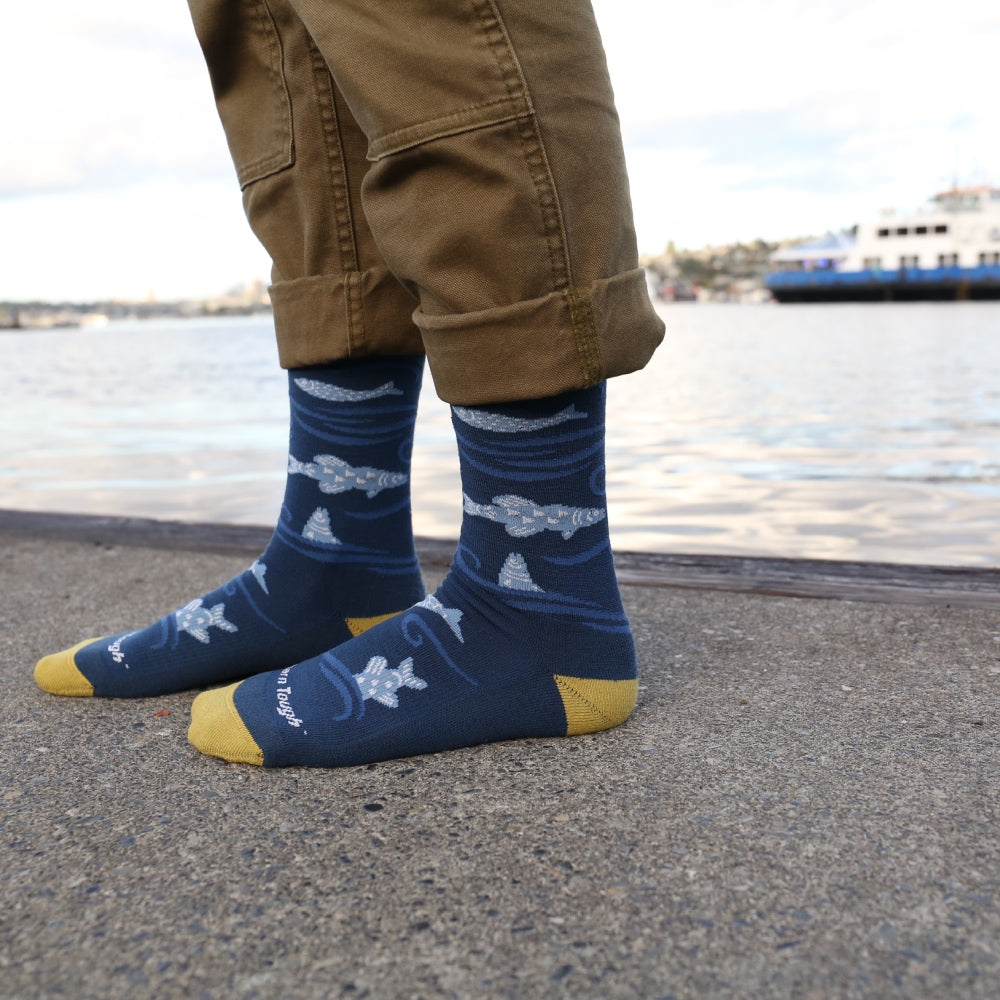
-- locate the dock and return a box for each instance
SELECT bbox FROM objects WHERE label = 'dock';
[2,510,997,998]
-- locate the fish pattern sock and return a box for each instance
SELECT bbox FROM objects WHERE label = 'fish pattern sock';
[35,356,427,698]
[189,383,639,767]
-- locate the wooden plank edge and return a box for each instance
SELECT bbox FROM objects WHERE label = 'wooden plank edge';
[2,508,999,610]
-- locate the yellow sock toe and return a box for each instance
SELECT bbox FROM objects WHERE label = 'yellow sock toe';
[554,675,638,735]
[34,639,101,697]
[189,683,264,765]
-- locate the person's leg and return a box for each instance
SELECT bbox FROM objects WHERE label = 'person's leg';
[35,0,427,698]
[35,358,426,697]
[189,0,664,764]
[282,0,664,404]
[189,0,424,367]
[192,383,638,765]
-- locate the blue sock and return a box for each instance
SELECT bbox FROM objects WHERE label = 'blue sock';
[35,356,427,698]
[189,383,638,767]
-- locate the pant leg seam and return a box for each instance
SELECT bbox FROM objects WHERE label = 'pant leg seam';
[227,0,294,187]
[563,287,603,386]
[307,43,360,275]
[514,115,573,293]
[345,272,365,355]
[474,0,574,292]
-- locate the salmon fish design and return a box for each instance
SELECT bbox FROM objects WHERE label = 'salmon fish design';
[462,493,606,539]
[288,454,408,498]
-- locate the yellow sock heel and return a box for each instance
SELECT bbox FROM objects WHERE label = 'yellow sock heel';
[344,610,405,638]
[189,683,264,765]
[554,675,639,736]
[34,639,101,697]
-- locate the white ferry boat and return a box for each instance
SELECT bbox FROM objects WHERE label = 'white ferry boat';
[766,187,1000,302]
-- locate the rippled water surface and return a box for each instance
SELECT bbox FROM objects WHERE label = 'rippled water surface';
[3,303,1000,565]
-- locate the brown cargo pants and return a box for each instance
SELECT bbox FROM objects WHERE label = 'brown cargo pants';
[187,0,664,404]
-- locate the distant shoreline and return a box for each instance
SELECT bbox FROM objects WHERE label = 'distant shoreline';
[0,300,272,331]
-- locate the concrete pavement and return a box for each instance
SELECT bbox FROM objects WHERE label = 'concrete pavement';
[1,525,997,998]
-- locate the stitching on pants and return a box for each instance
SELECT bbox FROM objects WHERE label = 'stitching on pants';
[308,42,359,274]
[237,0,295,186]
[475,0,573,293]
[564,287,603,386]
[367,97,529,161]
[345,272,365,355]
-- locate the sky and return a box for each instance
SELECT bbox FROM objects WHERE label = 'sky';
[2,0,998,302]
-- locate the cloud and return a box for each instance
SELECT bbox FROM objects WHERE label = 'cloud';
[1,5,233,198]
[591,0,1000,249]
[4,0,1000,294]
[0,179,270,302]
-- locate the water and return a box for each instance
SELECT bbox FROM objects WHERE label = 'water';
[2,303,999,566]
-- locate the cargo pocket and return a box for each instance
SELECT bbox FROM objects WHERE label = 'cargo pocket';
[189,0,293,188]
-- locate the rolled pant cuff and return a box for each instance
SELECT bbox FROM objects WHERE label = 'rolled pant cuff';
[416,268,665,405]
[271,267,424,369]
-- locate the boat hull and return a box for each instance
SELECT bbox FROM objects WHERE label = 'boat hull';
[766,265,1000,303]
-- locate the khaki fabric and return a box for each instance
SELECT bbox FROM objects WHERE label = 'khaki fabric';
[187,0,664,404]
